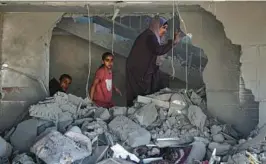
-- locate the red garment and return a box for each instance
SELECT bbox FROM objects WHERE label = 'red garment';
[93,67,114,108]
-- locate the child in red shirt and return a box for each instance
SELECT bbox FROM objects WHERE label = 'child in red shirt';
[89,52,121,108]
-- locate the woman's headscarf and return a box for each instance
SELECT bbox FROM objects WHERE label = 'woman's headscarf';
[149,16,168,44]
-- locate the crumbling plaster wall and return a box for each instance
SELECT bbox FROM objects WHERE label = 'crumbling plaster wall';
[199,2,266,129]
[0,12,63,132]
[179,10,257,135]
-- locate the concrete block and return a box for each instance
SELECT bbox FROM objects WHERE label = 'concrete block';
[31,131,89,164]
[64,131,92,155]
[137,96,170,108]
[187,105,206,130]
[134,103,158,127]
[94,108,110,121]
[185,141,206,164]
[10,119,39,152]
[154,93,172,101]
[208,142,231,156]
[12,153,35,164]
[110,107,127,117]
[0,137,12,157]
[108,116,151,147]
[82,119,108,140]
[211,125,222,135]
[212,133,225,143]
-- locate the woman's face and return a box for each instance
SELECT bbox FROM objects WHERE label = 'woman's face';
[159,24,168,37]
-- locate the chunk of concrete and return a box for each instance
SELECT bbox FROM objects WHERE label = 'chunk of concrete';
[154,93,172,101]
[137,96,170,108]
[64,130,92,155]
[12,153,35,164]
[208,142,231,156]
[212,134,225,143]
[127,107,136,115]
[97,158,135,164]
[110,107,127,116]
[190,91,202,106]
[187,105,206,130]
[31,131,89,164]
[94,107,110,120]
[108,116,151,147]
[185,141,206,164]
[211,125,222,135]
[134,103,158,127]
[0,137,12,157]
[10,119,39,152]
[82,119,108,140]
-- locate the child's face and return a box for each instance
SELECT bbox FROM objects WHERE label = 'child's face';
[103,55,114,69]
[159,24,168,37]
[60,78,72,92]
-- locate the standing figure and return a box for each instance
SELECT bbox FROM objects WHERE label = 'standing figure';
[90,52,121,108]
[126,16,181,106]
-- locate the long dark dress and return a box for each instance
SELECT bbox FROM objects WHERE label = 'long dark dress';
[126,29,174,106]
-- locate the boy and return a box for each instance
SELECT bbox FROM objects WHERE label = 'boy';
[49,74,72,96]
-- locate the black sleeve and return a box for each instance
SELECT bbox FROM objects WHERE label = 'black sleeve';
[49,78,61,96]
[147,34,174,56]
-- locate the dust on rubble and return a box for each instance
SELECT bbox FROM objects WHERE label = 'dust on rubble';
[0,89,265,164]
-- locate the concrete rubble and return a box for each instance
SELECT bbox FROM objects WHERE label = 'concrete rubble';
[1,89,266,163]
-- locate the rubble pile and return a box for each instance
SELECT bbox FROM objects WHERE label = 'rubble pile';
[0,89,266,163]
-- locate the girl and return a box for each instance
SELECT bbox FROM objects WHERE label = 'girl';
[90,52,121,108]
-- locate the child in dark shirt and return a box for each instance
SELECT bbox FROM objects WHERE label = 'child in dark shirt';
[49,74,72,96]
[89,52,121,108]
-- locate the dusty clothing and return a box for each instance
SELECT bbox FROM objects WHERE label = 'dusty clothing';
[126,28,174,106]
[49,78,64,96]
[93,67,114,108]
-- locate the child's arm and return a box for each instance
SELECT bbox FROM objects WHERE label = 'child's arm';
[89,70,103,100]
[113,85,122,96]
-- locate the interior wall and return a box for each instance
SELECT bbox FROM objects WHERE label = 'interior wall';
[0,12,63,132]
[50,35,127,106]
[180,9,257,135]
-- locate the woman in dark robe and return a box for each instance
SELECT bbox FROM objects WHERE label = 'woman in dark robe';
[126,16,181,106]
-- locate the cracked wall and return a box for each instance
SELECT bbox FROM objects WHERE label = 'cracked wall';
[0,12,63,132]
[180,9,256,135]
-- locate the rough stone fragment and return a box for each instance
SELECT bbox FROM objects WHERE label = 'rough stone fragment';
[97,158,135,164]
[134,103,158,127]
[227,153,249,164]
[194,137,210,145]
[31,131,89,164]
[190,91,202,105]
[10,119,39,152]
[127,107,136,115]
[108,116,151,147]
[82,119,108,140]
[94,108,110,120]
[211,125,222,135]
[154,93,172,101]
[148,148,160,156]
[12,153,35,164]
[185,141,206,164]
[212,133,225,143]
[64,130,92,155]
[137,96,170,108]
[208,142,231,156]
[0,137,12,157]
[110,107,127,116]
[187,105,206,130]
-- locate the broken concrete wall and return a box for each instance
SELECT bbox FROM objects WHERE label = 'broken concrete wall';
[0,12,63,132]
[199,2,266,132]
[179,9,256,135]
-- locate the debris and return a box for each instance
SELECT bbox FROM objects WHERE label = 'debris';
[12,153,35,164]
[97,158,135,164]
[10,119,39,152]
[212,133,225,143]
[94,107,111,120]
[31,131,89,164]
[211,125,223,135]
[82,119,107,140]
[208,142,231,156]
[108,116,151,147]
[111,144,140,163]
[0,136,12,157]
[155,136,194,148]
[187,105,206,130]
[110,107,127,116]
[78,146,109,163]
[208,148,221,164]
[64,129,92,155]
[134,103,158,127]
[137,95,170,108]
[185,141,206,164]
